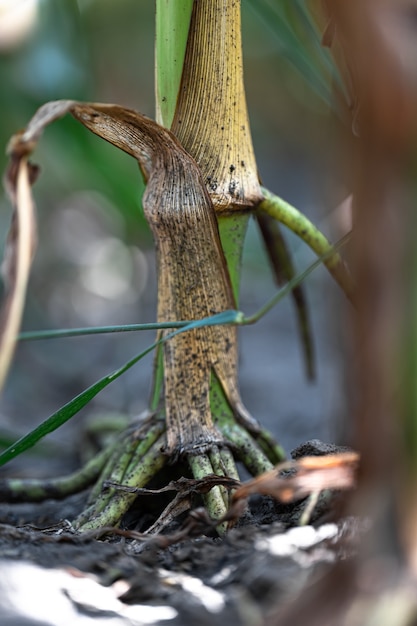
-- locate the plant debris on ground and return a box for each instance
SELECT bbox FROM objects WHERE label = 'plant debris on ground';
[0,439,361,626]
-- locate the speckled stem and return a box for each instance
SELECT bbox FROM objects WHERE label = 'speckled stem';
[0,443,114,503]
[76,435,166,531]
[187,452,228,533]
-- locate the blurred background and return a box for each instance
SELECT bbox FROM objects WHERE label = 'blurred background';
[0,0,351,476]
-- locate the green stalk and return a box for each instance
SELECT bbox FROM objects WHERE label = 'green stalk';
[218,214,250,303]
[155,0,194,128]
[187,453,228,533]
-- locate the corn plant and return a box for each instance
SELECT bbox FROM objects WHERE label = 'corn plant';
[0,1,351,532]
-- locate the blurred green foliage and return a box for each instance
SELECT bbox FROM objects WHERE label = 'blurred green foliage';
[247,0,342,109]
[0,0,340,236]
[0,0,157,242]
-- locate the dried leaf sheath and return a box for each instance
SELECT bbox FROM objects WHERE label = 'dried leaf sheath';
[171,0,263,211]
[6,100,257,456]
[0,158,37,393]
[153,204,234,453]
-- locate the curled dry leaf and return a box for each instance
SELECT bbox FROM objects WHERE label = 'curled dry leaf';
[227,451,359,521]
[0,157,38,394]
[5,100,258,455]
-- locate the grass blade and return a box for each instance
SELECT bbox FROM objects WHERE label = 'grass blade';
[0,311,239,467]
[18,320,194,341]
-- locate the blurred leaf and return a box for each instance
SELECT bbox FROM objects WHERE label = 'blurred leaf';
[257,211,315,379]
[247,0,344,108]
[231,451,358,505]
[0,0,148,242]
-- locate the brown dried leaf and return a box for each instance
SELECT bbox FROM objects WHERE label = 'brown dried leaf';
[104,474,239,497]
[231,451,359,507]
[0,157,38,393]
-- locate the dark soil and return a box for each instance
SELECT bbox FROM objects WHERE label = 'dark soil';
[0,440,359,626]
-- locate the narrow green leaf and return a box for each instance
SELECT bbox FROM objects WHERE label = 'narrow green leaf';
[243,232,351,325]
[18,321,193,342]
[0,310,240,467]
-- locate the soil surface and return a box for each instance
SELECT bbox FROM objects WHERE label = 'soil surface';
[0,439,360,626]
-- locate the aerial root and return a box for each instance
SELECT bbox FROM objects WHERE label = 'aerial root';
[0,413,286,534]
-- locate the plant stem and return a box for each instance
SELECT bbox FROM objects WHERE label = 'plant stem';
[0,444,114,502]
[259,186,354,302]
[153,0,263,470]
[187,453,228,533]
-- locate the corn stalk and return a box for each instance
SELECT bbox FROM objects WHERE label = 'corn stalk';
[0,0,353,532]
[148,0,283,524]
